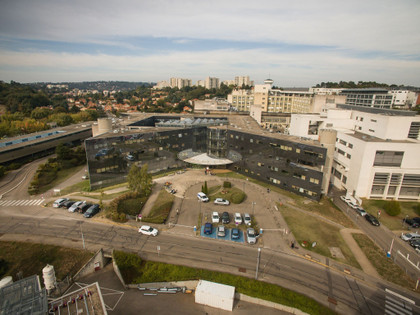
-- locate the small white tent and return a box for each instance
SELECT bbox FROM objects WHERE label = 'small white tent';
[195,280,235,311]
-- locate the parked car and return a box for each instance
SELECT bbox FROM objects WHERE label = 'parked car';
[204,223,213,235]
[340,195,352,203]
[247,228,257,244]
[347,201,359,209]
[355,207,367,217]
[217,225,226,237]
[365,214,380,226]
[404,218,420,228]
[231,228,240,240]
[53,198,68,208]
[138,225,158,236]
[212,212,220,223]
[79,203,92,214]
[234,213,242,225]
[197,192,209,202]
[62,200,75,209]
[244,213,251,226]
[409,239,420,249]
[83,204,100,218]
[401,232,420,241]
[221,212,230,224]
[126,154,135,161]
[214,198,230,206]
[82,174,89,180]
[68,201,85,213]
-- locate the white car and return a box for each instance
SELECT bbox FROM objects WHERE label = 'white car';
[212,212,220,223]
[139,225,158,236]
[53,198,68,208]
[197,192,209,202]
[68,201,85,213]
[340,195,351,203]
[214,198,230,206]
[347,201,359,209]
[247,228,257,244]
[244,213,251,226]
[234,213,242,224]
[401,232,420,241]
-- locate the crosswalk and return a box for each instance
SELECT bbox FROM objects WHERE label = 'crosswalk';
[0,199,45,207]
[385,288,415,315]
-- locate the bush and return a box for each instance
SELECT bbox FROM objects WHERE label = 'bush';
[384,201,401,216]
[223,181,231,188]
[231,191,246,204]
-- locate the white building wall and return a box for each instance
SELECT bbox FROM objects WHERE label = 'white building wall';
[352,112,420,140]
[334,132,420,201]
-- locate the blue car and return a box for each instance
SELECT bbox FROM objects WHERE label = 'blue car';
[204,223,213,235]
[231,228,240,239]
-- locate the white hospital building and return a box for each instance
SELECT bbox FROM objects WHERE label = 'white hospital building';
[289,105,420,201]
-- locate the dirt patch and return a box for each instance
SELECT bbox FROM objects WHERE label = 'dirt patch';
[329,247,345,259]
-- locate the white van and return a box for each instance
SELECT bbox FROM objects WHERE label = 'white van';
[197,192,209,202]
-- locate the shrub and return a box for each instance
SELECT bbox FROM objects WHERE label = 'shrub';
[223,181,231,188]
[384,201,401,216]
[231,191,246,204]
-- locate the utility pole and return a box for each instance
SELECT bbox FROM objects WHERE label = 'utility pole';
[255,248,261,280]
[80,222,86,250]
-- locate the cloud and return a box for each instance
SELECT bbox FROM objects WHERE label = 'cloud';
[1,47,419,86]
[1,0,419,54]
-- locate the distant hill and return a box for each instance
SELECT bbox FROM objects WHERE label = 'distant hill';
[28,81,155,91]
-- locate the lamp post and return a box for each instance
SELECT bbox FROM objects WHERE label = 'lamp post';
[252,202,256,215]
[255,247,261,280]
[80,222,85,250]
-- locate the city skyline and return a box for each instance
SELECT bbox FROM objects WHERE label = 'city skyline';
[0,0,419,86]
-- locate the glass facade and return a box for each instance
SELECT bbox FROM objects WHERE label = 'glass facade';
[85,117,326,200]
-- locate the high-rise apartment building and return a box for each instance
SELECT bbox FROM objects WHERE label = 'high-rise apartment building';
[205,77,220,89]
[169,78,192,89]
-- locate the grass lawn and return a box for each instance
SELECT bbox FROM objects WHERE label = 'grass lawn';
[114,250,336,315]
[362,199,420,231]
[60,180,91,195]
[36,165,85,194]
[352,234,418,291]
[280,205,360,268]
[142,189,175,224]
[0,241,93,280]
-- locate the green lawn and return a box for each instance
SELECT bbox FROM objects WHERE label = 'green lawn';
[0,241,93,280]
[142,189,175,224]
[114,250,337,315]
[352,234,418,291]
[280,205,360,268]
[362,199,420,231]
[37,165,85,194]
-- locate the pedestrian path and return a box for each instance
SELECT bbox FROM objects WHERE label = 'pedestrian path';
[0,199,45,206]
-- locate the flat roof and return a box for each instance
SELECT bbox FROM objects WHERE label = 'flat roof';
[91,113,324,148]
[0,123,93,153]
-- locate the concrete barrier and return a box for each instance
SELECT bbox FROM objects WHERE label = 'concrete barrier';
[128,280,198,290]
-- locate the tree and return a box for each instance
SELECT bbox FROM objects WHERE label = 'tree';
[127,164,152,195]
[55,143,71,162]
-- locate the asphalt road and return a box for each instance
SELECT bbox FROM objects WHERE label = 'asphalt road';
[1,160,420,314]
[335,197,420,282]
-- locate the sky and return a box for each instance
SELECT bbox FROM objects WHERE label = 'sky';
[0,0,419,87]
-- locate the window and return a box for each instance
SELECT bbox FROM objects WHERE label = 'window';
[337,149,345,155]
[348,143,353,149]
[371,185,385,195]
[342,176,347,184]
[339,139,347,146]
[373,151,404,167]
[346,153,351,159]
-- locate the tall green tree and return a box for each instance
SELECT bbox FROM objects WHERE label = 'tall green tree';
[128,164,152,195]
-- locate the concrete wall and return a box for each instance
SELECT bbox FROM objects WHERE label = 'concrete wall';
[112,250,128,289]
[73,249,106,281]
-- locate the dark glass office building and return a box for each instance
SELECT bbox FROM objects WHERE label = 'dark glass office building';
[85,116,326,200]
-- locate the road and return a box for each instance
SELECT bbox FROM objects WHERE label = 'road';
[0,160,419,314]
[335,197,420,282]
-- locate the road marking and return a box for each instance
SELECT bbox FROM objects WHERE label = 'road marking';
[385,289,414,315]
[0,199,44,207]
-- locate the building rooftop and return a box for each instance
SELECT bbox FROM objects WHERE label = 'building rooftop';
[0,123,93,153]
[92,113,324,148]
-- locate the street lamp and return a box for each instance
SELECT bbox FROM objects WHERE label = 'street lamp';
[252,202,256,215]
[255,247,261,280]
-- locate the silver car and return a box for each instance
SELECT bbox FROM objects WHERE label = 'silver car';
[247,228,257,244]
[217,225,226,237]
